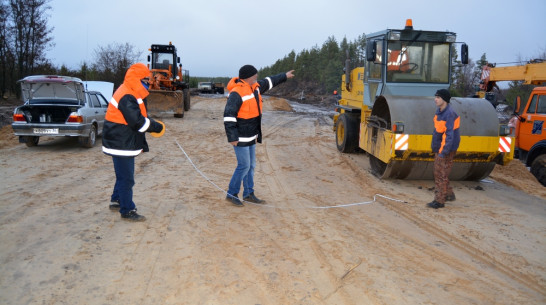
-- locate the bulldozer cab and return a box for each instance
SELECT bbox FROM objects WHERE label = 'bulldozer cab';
[149,44,179,78]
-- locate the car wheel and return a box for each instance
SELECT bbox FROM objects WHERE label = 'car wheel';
[25,136,39,147]
[79,125,96,148]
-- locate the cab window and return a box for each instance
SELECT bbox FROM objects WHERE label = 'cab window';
[368,41,383,79]
[96,93,109,108]
[536,95,546,114]
[527,95,538,114]
[90,94,101,108]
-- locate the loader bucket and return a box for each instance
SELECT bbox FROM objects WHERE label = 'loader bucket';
[364,96,507,181]
[146,90,184,118]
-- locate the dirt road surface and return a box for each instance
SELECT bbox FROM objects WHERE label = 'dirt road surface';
[1,96,545,305]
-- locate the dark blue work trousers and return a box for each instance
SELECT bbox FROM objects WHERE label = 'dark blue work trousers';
[111,156,136,215]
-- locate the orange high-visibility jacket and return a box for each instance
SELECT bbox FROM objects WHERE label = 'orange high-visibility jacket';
[102,63,158,157]
[223,73,287,146]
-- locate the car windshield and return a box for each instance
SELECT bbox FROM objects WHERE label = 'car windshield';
[386,41,450,83]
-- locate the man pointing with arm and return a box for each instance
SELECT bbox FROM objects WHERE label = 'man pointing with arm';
[223,65,295,206]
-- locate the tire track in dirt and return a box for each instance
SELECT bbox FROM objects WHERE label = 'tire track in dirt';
[334,148,545,298]
[344,205,512,301]
[262,114,395,303]
[378,197,546,297]
[3,96,543,304]
[259,110,543,302]
[102,199,179,304]
[258,121,365,304]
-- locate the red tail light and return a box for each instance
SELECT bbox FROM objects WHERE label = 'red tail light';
[13,113,26,122]
[67,112,83,123]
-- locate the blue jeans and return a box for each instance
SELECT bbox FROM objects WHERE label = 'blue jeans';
[227,144,256,198]
[111,156,136,215]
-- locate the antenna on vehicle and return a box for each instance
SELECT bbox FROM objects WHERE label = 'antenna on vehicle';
[84,25,89,90]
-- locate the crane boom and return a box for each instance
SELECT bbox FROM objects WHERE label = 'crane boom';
[480,61,546,92]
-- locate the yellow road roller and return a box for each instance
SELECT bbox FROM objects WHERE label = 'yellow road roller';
[333,20,513,180]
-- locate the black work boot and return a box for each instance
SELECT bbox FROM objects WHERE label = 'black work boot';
[109,200,120,211]
[226,194,244,207]
[445,193,456,201]
[121,209,146,222]
[243,192,265,204]
[427,200,445,209]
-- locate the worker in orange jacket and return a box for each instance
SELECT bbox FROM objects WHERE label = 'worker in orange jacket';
[223,65,294,206]
[102,63,165,221]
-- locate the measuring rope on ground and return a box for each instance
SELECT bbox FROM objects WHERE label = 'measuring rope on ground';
[174,139,407,209]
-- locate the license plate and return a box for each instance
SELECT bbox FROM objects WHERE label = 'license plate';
[34,128,59,134]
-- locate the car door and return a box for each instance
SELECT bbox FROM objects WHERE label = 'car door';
[93,93,109,134]
[520,93,546,152]
[78,93,94,126]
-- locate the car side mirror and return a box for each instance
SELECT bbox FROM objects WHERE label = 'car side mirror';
[515,96,521,114]
[461,43,469,65]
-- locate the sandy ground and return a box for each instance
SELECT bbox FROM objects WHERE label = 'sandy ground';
[0,95,545,305]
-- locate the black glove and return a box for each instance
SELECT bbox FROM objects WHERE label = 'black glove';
[149,119,164,133]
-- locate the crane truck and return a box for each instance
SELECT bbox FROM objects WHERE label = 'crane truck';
[480,60,546,185]
[146,42,191,118]
[334,19,514,181]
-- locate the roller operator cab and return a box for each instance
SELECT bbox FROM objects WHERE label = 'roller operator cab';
[334,19,514,181]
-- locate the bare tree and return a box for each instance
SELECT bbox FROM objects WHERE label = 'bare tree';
[0,1,14,97]
[93,42,142,87]
[0,0,53,97]
[10,0,54,77]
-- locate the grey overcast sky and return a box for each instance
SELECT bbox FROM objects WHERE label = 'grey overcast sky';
[46,0,546,78]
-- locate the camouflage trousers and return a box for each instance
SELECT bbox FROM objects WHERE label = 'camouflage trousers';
[433,151,456,204]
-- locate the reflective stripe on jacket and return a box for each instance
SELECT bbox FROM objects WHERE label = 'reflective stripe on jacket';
[431,104,461,157]
[223,73,287,146]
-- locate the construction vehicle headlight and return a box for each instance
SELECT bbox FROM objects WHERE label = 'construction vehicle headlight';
[446,34,456,42]
[499,124,510,136]
[393,122,404,134]
[389,31,401,40]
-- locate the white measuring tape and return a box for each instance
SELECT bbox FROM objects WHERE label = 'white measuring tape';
[174,139,407,209]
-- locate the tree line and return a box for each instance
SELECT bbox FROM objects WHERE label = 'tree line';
[260,36,544,106]
[1,0,542,107]
[259,35,366,95]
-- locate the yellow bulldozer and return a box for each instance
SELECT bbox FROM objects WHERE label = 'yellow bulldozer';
[146,42,191,118]
[333,19,514,180]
